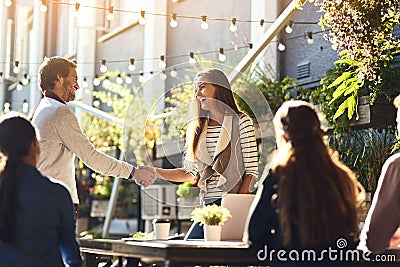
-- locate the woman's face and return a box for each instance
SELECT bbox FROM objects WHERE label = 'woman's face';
[194,75,217,111]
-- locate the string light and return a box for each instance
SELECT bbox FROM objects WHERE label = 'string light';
[93,99,100,107]
[307,32,314,45]
[160,70,167,80]
[125,74,132,84]
[22,73,29,85]
[139,10,146,25]
[201,15,209,30]
[230,18,237,33]
[22,99,29,113]
[100,59,107,73]
[138,71,145,83]
[170,13,178,28]
[13,61,20,74]
[258,19,265,33]
[40,0,48,13]
[93,75,100,86]
[285,20,294,34]
[170,68,178,78]
[218,48,226,62]
[16,82,23,91]
[116,74,123,84]
[74,2,80,17]
[4,102,11,113]
[188,52,196,65]
[128,58,136,72]
[82,77,89,88]
[107,6,114,21]
[4,0,12,7]
[159,55,166,69]
[102,76,111,88]
[278,42,286,52]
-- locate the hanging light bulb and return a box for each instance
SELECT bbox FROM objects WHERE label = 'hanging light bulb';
[307,32,314,45]
[159,55,166,69]
[93,99,100,108]
[139,10,146,25]
[188,52,196,65]
[218,48,227,62]
[107,6,114,21]
[22,99,29,113]
[74,2,80,17]
[125,74,132,84]
[4,0,12,7]
[4,102,10,113]
[16,82,23,91]
[138,71,145,83]
[116,74,123,85]
[170,68,178,78]
[40,0,48,13]
[160,70,167,80]
[170,13,178,28]
[248,43,253,49]
[100,59,107,73]
[102,76,111,88]
[201,15,209,30]
[285,20,294,34]
[82,77,89,88]
[278,42,286,52]
[22,73,29,85]
[128,58,135,71]
[13,61,20,74]
[258,19,265,33]
[229,18,237,32]
[93,75,100,86]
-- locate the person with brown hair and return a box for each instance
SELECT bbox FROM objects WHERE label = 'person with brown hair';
[244,100,363,266]
[358,94,400,253]
[0,114,81,267]
[154,68,258,239]
[32,56,156,218]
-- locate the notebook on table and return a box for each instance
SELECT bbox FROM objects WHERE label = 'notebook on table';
[220,193,256,241]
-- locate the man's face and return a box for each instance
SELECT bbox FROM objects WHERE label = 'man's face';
[60,67,79,102]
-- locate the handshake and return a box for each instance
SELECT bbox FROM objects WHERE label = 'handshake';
[130,165,158,187]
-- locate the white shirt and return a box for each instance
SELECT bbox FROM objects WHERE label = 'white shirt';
[32,97,134,204]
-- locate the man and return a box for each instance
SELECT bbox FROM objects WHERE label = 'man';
[32,56,156,217]
[358,94,400,253]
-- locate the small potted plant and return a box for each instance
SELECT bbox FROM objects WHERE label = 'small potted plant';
[191,204,232,241]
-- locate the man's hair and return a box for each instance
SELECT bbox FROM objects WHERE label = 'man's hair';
[38,57,77,93]
[394,94,400,108]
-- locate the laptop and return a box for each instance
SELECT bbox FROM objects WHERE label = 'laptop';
[220,193,256,241]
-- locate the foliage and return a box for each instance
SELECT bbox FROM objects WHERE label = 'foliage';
[329,127,397,193]
[176,182,199,199]
[191,204,232,226]
[301,0,400,121]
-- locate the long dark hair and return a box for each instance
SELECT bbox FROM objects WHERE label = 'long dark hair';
[186,69,242,160]
[0,115,36,244]
[272,100,364,247]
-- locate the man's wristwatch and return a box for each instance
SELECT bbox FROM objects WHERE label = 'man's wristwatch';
[128,167,137,179]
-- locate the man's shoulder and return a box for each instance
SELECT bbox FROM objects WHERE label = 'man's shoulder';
[33,98,74,120]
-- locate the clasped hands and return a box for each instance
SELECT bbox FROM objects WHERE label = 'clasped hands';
[131,165,157,187]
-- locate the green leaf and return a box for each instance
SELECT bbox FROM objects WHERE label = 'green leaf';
[333,98,350,120]
[328,71,353,89]
[346,95,357,120]
[334,58,357,66]
[343,80,359,96]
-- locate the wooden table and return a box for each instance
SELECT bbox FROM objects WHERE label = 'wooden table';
[79,238,258,267]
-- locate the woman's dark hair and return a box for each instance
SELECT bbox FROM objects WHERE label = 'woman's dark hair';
[187,68,242,158]
[272,100,364,247]
[38,56,77,93]
[0,114,36,244]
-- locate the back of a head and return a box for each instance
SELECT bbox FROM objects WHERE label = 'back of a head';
[0,114,35,158]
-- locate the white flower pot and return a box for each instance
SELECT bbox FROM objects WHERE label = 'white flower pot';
[204,225,222,241]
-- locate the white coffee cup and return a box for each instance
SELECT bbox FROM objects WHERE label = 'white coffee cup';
[152,219,170,240]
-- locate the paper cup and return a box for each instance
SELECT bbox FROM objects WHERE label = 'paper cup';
[152,219,170,240]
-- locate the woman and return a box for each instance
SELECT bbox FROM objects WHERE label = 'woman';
[245,100,363,266]
[0,114,82,267]
[156,68,258,239]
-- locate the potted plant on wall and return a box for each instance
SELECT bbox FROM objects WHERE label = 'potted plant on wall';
[191,204,231,241]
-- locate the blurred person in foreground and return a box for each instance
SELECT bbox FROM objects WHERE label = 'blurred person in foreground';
[244,100,364,266]
[0,113,82,267]
[358,94,400,253]
[32,57,156,218]
[154,68,258,239]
